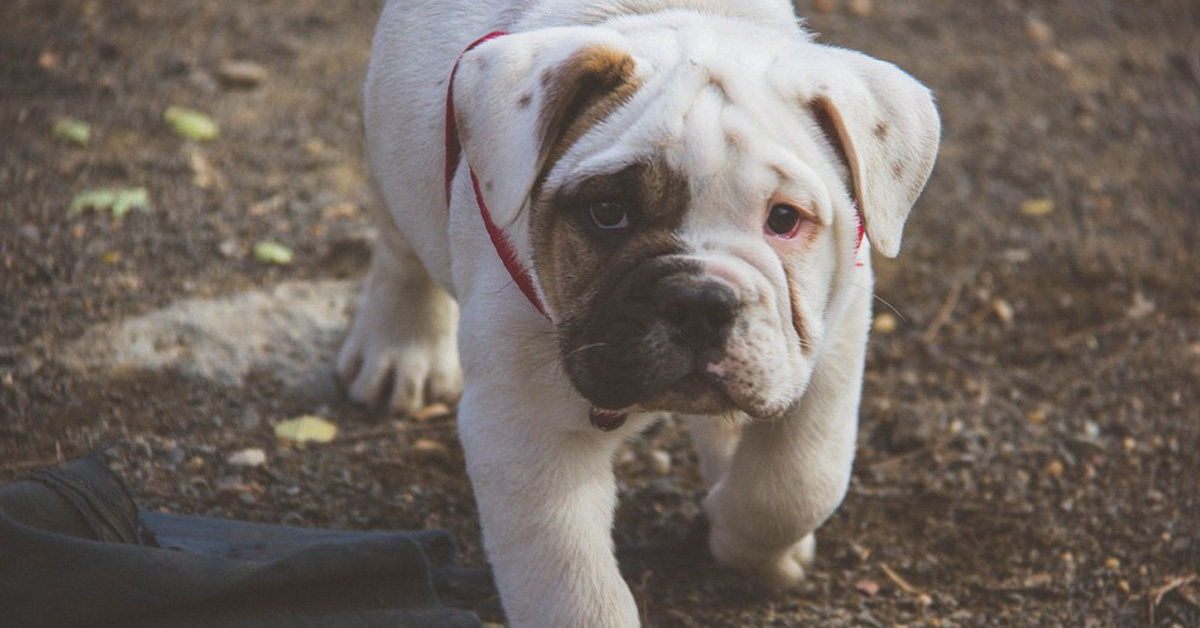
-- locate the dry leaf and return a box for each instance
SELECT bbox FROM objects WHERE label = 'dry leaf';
[254,240,293,265]
[53,117,92,146]
[275,415,338,446]
[1020,198,1055,217]
[164,106,219,141]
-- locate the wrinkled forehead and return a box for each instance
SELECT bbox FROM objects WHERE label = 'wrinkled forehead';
[547,19,831,212]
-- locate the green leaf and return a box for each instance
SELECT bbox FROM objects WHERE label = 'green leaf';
[164,105,219,141]
[275,415,338,447]
[253,240,293,265]
[53,117,92,146]
[70,187,151,218]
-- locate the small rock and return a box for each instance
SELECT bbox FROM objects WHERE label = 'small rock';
[185,456,205,472]
[872,313,898,334]
[164,448,186,466]
[216,60,268,88]
[993,299,1015,327]
[855,580,880,596]
[648,449,672,475]
[411,438,450,463]
[411,402,453,422]
[226,447,267,467]
[1042,49,1072,71]
[1104,557,1120,572]
[1045,460,1064,477]
[1025,17,1054,45]
[846,0,872,17]
[17,224,40,244]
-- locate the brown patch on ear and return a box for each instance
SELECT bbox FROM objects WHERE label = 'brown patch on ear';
[810,98,856,203]
[534,46,640,189]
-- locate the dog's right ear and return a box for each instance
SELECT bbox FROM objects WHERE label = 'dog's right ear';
[451,28,639,255]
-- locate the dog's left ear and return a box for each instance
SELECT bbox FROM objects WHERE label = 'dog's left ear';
[800,47,941,258]
[451,28,639,231]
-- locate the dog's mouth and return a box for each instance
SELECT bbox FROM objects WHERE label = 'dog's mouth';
[565,342,780,420]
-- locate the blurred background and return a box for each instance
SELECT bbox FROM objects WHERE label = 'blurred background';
[2,1,1197,626]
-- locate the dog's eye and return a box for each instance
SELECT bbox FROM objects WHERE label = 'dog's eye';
[588,200,629,230]
[765,204,804,237]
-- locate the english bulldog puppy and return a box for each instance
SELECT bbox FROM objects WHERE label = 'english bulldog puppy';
[338,0,940,625]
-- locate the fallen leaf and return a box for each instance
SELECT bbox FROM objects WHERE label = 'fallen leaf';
[164,105,219,141]
[70,187,151,218]
[53,117,92,146]
[1020,198,1055,217]
[253,240,293,265]
[275,415,338,446]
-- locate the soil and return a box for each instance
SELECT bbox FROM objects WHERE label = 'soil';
[2,0,1198,626]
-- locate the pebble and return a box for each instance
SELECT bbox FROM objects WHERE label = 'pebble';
[872,313,898,334]
[1025,17,1054,45]
[410,402,452,422]
[846,0,872,17]
[649,449,672,475]
[992,299,1015,327]
[226,447,267,467]
[216,60,268,88]
[411,438,451,463]
[1045,460,1064,477]
[164,447,186,466]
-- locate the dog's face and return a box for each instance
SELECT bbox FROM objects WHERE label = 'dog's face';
[452,16,939,419]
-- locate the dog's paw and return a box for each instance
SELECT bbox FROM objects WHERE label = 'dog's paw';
[337,283,462,414]
[709,527,816,588]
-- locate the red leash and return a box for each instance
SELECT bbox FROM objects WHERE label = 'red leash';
[445,32,551,320]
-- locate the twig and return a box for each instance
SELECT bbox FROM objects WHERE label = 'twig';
[1149,574,1198,624]
[922,283,962,345]
[879,562,923,595]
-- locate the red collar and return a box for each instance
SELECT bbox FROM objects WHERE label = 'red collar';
[445,32,551,320]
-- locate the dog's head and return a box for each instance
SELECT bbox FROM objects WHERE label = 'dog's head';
[452,15,940,419]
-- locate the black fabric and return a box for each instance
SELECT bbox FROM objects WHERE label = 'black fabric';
[0,455,485,628]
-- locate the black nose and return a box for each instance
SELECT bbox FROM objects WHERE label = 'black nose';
[654,279,739,351]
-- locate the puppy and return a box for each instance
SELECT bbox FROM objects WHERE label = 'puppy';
[338,0,939,625]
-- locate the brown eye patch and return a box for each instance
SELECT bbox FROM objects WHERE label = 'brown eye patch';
[529,160,690,317]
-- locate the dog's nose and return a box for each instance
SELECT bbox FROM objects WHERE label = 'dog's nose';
[654,280,738,351]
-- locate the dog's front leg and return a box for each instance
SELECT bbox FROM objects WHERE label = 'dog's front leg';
[703,294,871,587]
[456,321,639,627]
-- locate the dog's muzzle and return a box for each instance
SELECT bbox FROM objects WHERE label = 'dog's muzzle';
[563,265,746,416]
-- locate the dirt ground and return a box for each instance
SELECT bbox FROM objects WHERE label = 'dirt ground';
[2,0,1198,626]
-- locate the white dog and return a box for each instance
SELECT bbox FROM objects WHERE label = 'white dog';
[338,0,939,625]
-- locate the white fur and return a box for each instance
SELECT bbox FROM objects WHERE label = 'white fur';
[343,0,939,625]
